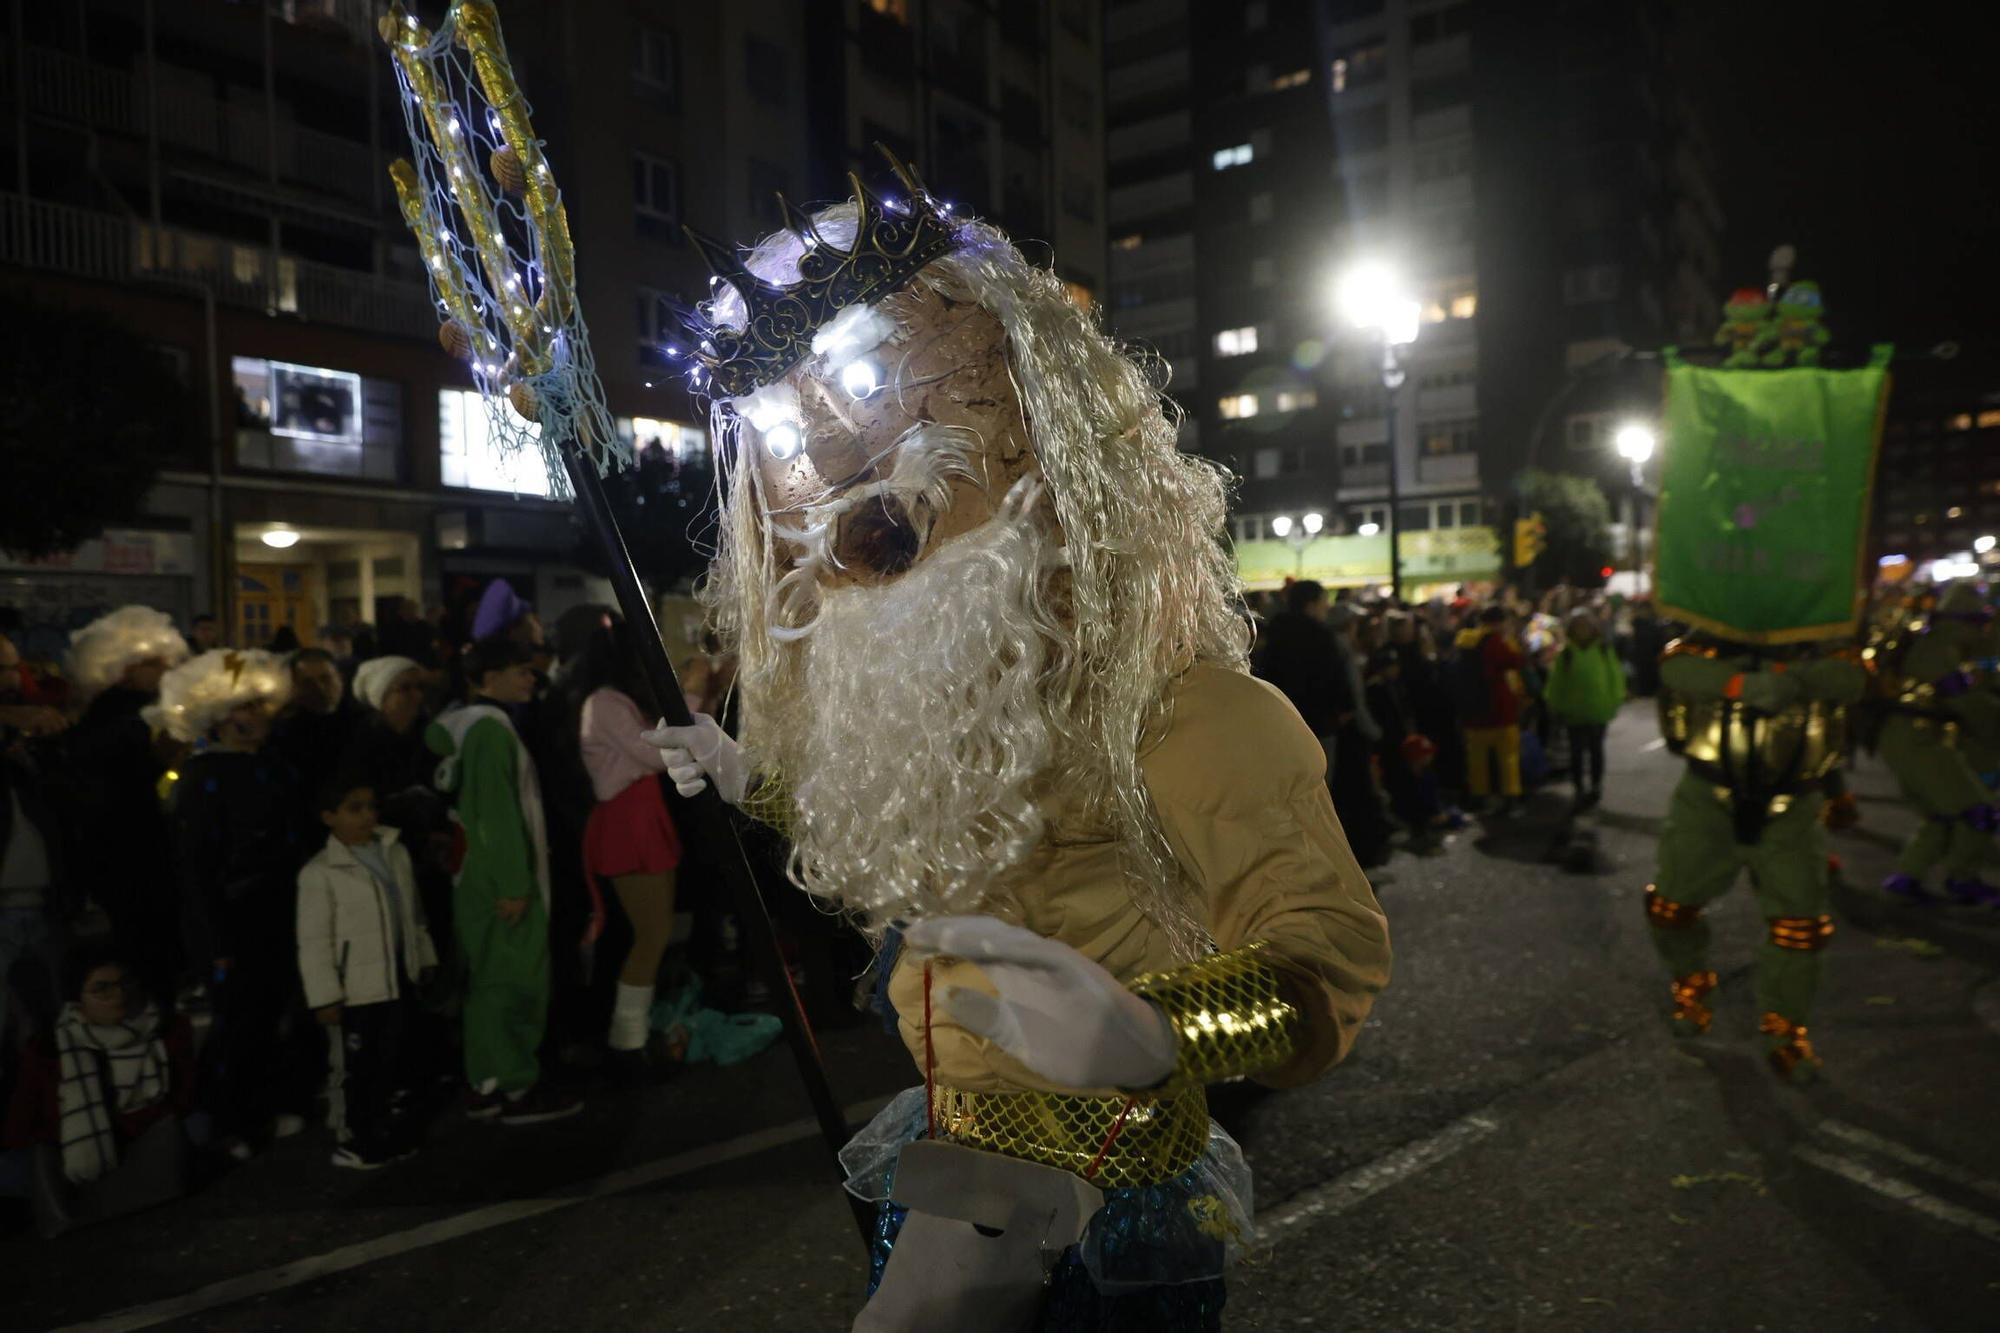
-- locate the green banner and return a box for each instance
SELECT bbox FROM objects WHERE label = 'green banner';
[1655,347,1891,644]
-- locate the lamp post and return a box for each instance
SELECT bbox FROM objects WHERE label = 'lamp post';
[1270,510,1325,578]
[1614,421,1656,596]
[1337,263,1422,602]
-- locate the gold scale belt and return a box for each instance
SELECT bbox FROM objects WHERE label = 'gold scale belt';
[927,1083,1210,1190]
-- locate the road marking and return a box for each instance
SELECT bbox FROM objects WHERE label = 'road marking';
[1794,1145,2000,1245]
[1816,1119,2000,1206]
[1257,1110,1500,1244]
[54,1095,896,1333]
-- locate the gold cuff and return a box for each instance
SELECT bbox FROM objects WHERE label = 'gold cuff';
[1128,942,1300,1091]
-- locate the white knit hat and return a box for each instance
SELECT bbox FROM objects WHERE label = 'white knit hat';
[351,655,423,712]
[66,606,191,700]
[144,649,292,742]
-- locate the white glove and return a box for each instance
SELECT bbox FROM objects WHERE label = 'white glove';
[902,915,1177,1092]
[640,712,749,805]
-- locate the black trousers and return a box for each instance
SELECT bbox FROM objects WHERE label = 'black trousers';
[207,906,312,1142]
[335,992,412,1154]
[1329,729,1391,869]
[1568,724,1608,793]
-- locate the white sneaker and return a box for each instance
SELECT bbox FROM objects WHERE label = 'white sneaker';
[272,1113,306,1139]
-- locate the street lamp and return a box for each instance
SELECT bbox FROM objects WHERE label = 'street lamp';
[1270,511,1325,577]
[1336,261,1421,601]
[1613,421,1657,594]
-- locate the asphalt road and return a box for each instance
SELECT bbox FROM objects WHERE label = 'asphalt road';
[7,701,1999,1332]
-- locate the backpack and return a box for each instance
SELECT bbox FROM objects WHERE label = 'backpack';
[1445,642,1492,722]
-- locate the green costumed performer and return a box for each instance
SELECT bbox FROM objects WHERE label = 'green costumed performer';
[1873,583,2000,905]
[1646,294,1890,1082]
[427,638,581,1124]
[1651,641,1865,1079]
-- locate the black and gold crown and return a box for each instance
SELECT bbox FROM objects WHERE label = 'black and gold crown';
[680,146,960,399]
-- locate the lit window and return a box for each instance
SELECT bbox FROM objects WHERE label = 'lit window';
[1063,281,1094,311]
[1450,291,1478,319]
[620,415,710,463]
[1220,393,1261,420]
[1980,410,2000,428]
[1947,413,1973,430]
[1214,326,1259,357]
[1113,233,1144,250]
[1275,389,1319,413]
[1271,68,1311,91]
[1948,506,1965,519]
[1212,143,1254,170]
[1421,301,1448,324]
[865,0,909,19]
[441,388,550,496]
[1331,58,1348,93]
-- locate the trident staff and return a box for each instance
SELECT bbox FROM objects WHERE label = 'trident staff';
[379,0,868,1246]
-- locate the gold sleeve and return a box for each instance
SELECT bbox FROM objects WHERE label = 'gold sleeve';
[1129,942,1300,1091]
[1140,668,1391,1089]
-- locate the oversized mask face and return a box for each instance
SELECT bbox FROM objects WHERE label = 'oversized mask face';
[730,282,1040,591]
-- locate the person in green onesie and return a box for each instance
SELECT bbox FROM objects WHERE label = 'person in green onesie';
[1646,636,1866,1082]
[1878,582,2000,906]
[427,638,582,1125]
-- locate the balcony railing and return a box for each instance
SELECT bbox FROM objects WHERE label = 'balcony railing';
[0,191,435,341]
[21,47,381,206]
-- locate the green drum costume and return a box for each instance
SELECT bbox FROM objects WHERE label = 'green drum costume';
[1647,283,1891,1081]
[1873,584,2000,905]
[1648,643,1864,1079]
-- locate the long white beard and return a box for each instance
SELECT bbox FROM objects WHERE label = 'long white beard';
[767,495,1058,930]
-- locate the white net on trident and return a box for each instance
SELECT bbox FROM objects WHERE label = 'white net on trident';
[381,1,626,496]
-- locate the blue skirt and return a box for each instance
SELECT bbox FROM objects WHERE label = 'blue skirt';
[845,1087,1255,1332]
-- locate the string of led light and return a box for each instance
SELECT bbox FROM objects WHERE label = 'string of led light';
[380,0,624,494]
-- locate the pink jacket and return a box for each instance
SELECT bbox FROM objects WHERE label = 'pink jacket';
[579,688,669,802]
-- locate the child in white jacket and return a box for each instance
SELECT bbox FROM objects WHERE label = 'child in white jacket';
[298,775,437,1169]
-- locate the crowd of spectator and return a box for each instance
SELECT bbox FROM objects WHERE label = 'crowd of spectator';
[0,583,787,1236]
[1248,581,1663,871]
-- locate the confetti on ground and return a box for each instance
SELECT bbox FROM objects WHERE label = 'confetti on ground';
[1874,937,1945,958]
[1670,1171,1768,1196]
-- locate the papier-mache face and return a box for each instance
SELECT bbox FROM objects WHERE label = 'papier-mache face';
[733,281,1040,593]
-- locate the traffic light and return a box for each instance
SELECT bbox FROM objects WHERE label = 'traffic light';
[1513,512,1548,568]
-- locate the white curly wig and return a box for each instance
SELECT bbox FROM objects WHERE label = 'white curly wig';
[144,649,292,743]
[700,203,1249,958]
[66,606,191,700]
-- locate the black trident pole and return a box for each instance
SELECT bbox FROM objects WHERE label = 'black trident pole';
[561,449,874,1249]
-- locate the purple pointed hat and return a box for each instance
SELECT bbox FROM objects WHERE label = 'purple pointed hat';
[471,578,532,643]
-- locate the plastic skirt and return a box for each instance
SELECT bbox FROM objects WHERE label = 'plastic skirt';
[841,1086,1255,1308]
[583,776,682,879]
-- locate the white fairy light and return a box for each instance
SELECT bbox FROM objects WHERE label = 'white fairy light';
[764,421,802,461]
[840,358,881,399]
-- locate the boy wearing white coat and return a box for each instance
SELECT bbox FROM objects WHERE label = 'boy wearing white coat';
[297,776,437,1169]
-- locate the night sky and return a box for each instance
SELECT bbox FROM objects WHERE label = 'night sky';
[1680,5,1998,355]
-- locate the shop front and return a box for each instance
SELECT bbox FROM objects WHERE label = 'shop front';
[1235,525,1502,596]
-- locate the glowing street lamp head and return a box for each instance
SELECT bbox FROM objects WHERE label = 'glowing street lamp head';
[1269,514,1294,539]
[1357,521,1382,537]
[1336,262,1419,346]
[261,527,302,550]
[1302,511,1325,535]
[1977,534,1997,554]
[1614,422,1657,464]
